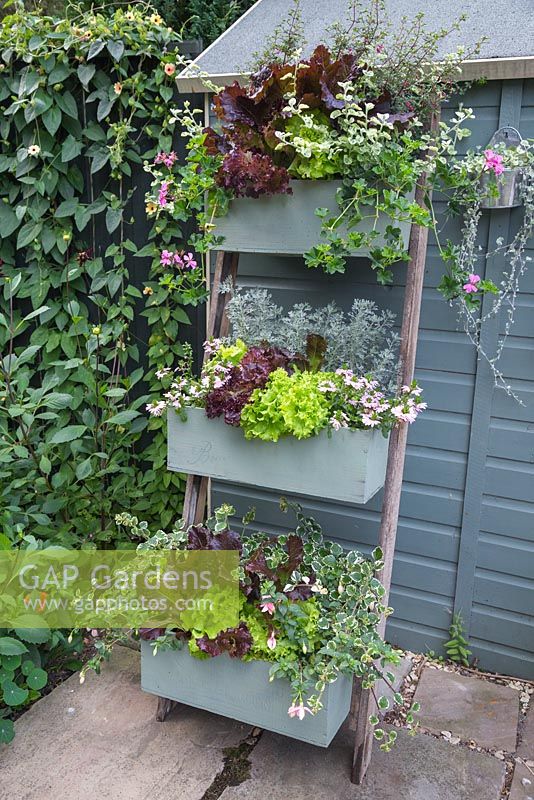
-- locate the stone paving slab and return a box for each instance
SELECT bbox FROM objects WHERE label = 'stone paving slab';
[519,706,534,759]
[220,723,505,800]
[0,646,247,800]
[414,666,520,751]
[510,762,534,800]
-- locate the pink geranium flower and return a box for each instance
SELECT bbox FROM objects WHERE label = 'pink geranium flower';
[158,181,170,207]
[160,249,173,266]
[463,273,481,294]
[183,252,198,270]
[483,149,505,176]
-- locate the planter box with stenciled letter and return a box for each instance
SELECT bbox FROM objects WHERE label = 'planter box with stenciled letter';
[167,407,390,505]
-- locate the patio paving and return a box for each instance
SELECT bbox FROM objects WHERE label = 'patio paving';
[519,705,534,758]
[0,647,527,800]
[414,666,520,751]
[510,762,534,800]
[220,723,505,800]
[0,646,248,800]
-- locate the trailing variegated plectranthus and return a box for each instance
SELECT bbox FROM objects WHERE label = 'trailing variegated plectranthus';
[133,501,419,751]
[0,3,208,547]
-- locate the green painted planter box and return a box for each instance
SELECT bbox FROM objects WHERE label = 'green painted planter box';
[141,641,352,747]
[213,179,413,255]
[167,407,390,505]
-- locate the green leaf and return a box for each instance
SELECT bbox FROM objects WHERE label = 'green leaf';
[55,91,78,119]
[14,628,51,645]
[39,454,52,474]
[0,637,28,656]
[105,206,122,233]
[1,655,21,671]
[26,668,48,691]
[61,135,83,163]
[0,718,14,744]
[50,425,87,444]
[77,63,96,88]
[87,40,105,60]
[2,680,29,706]
[91,149,110,174]
[45,392,73,409]
[107,40,125,61]
[42,104,62,136]
[105,409,140,425]
[17,221,42,249]
[55,198,79,218]
[75,457,93,480]
[0,203,20,237]
[97,96,115,122]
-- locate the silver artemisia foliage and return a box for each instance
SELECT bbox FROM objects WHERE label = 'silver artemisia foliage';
[223,284,400,390]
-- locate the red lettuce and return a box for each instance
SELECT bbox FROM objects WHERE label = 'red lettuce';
[206,345,292,425]
[196,622,253,658]
[216,149,291,198]
[186,524,242,552]
[245,534,315,601]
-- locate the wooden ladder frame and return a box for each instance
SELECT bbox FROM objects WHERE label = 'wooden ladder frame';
[155,127,435,784]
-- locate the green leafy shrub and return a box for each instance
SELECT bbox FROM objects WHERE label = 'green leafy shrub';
[0,4,205,545]
[0,627,83,744]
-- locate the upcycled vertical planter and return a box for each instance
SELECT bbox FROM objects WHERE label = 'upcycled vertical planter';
[167,407,390,505]
[213,179,413,255]
[141,641,352,747]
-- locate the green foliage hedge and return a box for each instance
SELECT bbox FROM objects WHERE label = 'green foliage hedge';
[0,5,201,547]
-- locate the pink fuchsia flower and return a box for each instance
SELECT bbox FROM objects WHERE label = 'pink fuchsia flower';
[483,150,505,176]
[288,703,312,720]
[267,630,277,650]
[183,252,198,269]
[158,181,170,207]
[260,601,276,615]
[160,249,173,266]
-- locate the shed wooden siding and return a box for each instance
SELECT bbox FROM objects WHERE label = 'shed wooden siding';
[210,80,534,679]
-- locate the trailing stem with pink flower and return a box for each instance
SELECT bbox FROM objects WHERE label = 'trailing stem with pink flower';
[133,500,417,751]
[436,137,534,400]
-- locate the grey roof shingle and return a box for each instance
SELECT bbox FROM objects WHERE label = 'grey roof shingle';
[191,0,534,77]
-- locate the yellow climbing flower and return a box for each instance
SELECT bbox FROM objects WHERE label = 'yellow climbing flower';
[146,201,157,214]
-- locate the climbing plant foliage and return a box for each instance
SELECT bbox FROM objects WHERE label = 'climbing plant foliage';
[0,4,202,546]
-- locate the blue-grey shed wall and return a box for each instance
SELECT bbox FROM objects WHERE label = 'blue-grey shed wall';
[212,78,534,680]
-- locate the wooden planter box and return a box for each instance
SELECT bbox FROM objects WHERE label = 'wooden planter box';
[168,407,389,505]
[141,641,352,747]
[213,179,413,255]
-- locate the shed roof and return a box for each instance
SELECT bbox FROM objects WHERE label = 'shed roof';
[177,0,534,91]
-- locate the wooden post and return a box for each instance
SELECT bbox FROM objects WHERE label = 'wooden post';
[156,250,239,722]
[351,112,439,783]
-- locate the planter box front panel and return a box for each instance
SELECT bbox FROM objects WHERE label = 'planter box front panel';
[168,407,389,505]
[214,180,413,255]
[141,642,351,747]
